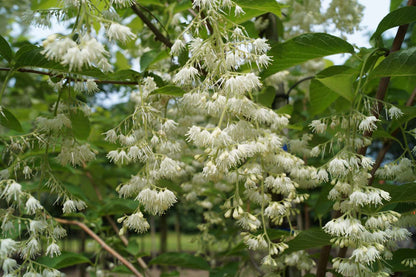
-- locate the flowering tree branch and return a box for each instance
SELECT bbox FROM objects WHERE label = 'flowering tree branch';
[53,217,144,277]
[131,4,173,48]
[369,85,416,183]
[0,67,139,85]
[316,1,416,275]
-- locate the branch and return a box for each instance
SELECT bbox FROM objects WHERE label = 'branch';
[0,67,139,85]
[82,163,150,275]
[368,85,416,183]
[358,0,416,155]
[54,217,144,277]
[316,2,415,273]
[131,4,173,48]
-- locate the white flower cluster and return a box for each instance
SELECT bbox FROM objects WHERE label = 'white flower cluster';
[42,34,111,72]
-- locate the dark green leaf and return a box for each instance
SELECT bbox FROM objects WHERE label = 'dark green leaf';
[149,252,210,270]
[98,198,137,216]
[0,35,13,62]
[210,262,239,277]
[70,111,91,140]
[313,183,334,219]
[389,249,416,272]
[0,107,23,132]
[15,44,64,70]
[371,6,416,41]
[309,79,340,116]
[286,228,331,253]
[316,66,358,102]
[37,251,91,269]
[262,33,354,79]
[257,86,276,107]
[371,47,416,78]
[374,183,416,203]
[151,85,186,97]
[233,0,282,16]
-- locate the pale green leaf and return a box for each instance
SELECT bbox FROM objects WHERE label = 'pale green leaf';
[316,66,358,102]
[262,33,354,79]
[233,0,282,17]
[151,85,185,97]
[286,228,331,253]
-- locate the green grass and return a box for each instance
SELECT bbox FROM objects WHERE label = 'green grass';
[60,232,200,255]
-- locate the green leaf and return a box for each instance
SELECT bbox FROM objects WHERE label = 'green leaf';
[275,104,293,115]
[149,252,210,270]
[151,85,186,97]
[389,249,416,272]
[262,33,354,79]
[115,51,130,70]
[15,44,63,70]
[371,6,416,41]
[390,0,403,11]
[371,47,416,78]
[286,228,331,253]
[98,198,137,216]
[31,0,59,9]
[257,86,276,108]
[316,66,358,102]
[0,107,23,132]
[140,50,169,72]
[313,183,334,219]
[0,35,13,62]
[374,183,416,203]
[70,111,91,140]
[37,251,91,269]
[309,79,340,116]
[233,0,282,17]
[227,7,270,24]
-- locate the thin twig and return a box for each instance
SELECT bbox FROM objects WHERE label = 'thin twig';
[368,85,416,184]
[54,217,144,277]
[131,4,173,48]
[0,67,139,85]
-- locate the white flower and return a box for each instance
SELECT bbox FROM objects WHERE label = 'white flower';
[224,73,261,96]
[359,116,379,132]
[63,199,87,213]
[137,188,177,215]
[171,39,185,55]
[107,149,131,164]
[309,120,327,133]
[327,158,350,177]
[42,36,77,61]
[0,239,18,256]
[123,212,150,233]
[173,66,199,84]
[52,226,67,239]
[252,38,270,54]
[351,246,380,264]
[107,23,136,43]
[61,47,85,71]
[256,54,272,68]
[26,196,43,214]
[86,79,99,93]
[388,106,403,119]
[1,180,22,202]
[104,129,118,143]
[111,0,135,7]
[2,258,18,274]
[23,166,33,179]
[57,142,96,167]
[46,243,61,257]
[159,157,182,178]
[349,190,368,206]
[234,5,245,16]
[21,238,40,259]
[29,220,47,234]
